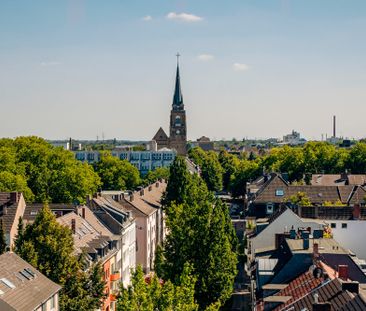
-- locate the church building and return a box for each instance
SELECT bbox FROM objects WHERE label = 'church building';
[153,56,187,155]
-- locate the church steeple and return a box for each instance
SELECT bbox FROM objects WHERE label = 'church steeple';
[172,53,184,110]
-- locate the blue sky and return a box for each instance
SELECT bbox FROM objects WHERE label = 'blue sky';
[1,0,366,140]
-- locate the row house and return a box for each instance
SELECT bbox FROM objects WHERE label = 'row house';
[97,181,167,273]
[56,207,122,311]
[0,252,61,311]
[247,173,366,218]
[0,192,26,250]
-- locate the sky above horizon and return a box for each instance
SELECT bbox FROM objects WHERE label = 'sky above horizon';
[1,0,366,141]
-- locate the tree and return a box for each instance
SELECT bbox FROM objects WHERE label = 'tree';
[200,152,223,192]
[346,143,366,173]
[229,159,260,197]
[158,172,238,309]
[218,150,239,191]
[0,171,34,202]
[117,264,198,311]
[144,167,170,185]
[15,205,106,311]
[0,220,6,254]
[94,151,141,190]
[14,216,24,252]
[162,156,192,206]
[286,192,312,206]
[0,136,101,203]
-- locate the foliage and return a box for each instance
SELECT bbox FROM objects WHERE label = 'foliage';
[158,169,238,309]
[94,151,141,190]
[0,136,101,203]
[117,265,198,311]
[229,159,261,197]
[218,150,240,191]
[15,205,106,311]
[189,148,223,192]
[322,200,346,206]
[162,156,192,206]
[286,192,312,206]
[144,167,170,185]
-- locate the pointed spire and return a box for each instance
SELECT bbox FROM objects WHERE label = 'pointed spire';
[173,53,183,109]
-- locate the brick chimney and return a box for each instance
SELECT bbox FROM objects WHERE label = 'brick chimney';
[81,207,85,219]
[353,204,360,220]
[148,185,152,191]
[130,194,134,202]
[155,182,159,188]
[313,243,319,259]
[71,219,76,234]
[338,265,348,280]
[140,189,144,196]
[10,192,18,204]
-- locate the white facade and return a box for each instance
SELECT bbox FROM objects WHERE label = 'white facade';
[74,150,176,174]
[325,219,366,259]
[121,220,136,287]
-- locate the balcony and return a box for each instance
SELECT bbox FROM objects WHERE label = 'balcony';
[110,271,120,282]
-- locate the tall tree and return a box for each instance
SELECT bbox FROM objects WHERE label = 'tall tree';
[15,205,106,311]
[158,172,238,309]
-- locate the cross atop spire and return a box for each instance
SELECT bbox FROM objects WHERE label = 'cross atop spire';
[172,53,183,110]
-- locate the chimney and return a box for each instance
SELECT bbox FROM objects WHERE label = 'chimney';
[302,231,310,250]
[81,207,85,219]
[338,265,348,280]
[140,189,144,196]
[148,185,152,192]
[71,219,76,234]
[313,302,331,311]
[313,243,319,259]
[10,192,18,204]
[333,115,336,138]
[342,281,359,294]
[353,204,360,220]
[130,194,134,202]
[155,182,159,188]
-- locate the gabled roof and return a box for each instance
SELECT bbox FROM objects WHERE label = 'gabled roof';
[153,127,169,142]
[0,192,24,232]
[283,278,366,311]
[0,252,61,311]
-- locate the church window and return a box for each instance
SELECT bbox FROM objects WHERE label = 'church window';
[175,116,182,126]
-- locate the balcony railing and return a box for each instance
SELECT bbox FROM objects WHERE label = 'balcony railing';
[110,271,120,282]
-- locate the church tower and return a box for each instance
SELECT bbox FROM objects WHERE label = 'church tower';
[169,54,187,155]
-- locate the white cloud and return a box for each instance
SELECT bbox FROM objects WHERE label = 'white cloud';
[233,63,249,71]
[40,61,61,66]
[166,12,203,22]
[197,54,214,62]
[142,15,152,21]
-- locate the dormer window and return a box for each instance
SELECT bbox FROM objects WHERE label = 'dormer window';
[275,189,284,196]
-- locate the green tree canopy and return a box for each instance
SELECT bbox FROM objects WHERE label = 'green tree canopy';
[94,151,141,191]
[117,265,198,311]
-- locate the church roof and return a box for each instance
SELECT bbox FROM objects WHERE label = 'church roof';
[153,127,169,141]
[172,63,184,110]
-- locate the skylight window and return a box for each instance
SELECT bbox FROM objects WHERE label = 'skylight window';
[0,278,16,289]
[275,189,284,196]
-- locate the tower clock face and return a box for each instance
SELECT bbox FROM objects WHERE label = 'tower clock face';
[176,129,181,135]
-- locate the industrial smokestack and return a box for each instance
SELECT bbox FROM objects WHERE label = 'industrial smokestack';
[333,115,336,138]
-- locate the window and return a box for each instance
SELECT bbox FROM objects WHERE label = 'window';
[275,189,284,196]
[175,115,182,126]
[50,295,55,310]
[342,223,347,229]
[331,223,336,228]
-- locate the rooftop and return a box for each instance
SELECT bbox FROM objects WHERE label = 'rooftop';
[0,252,61,311]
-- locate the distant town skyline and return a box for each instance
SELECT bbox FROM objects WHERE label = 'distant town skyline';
[1,1,366,140]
